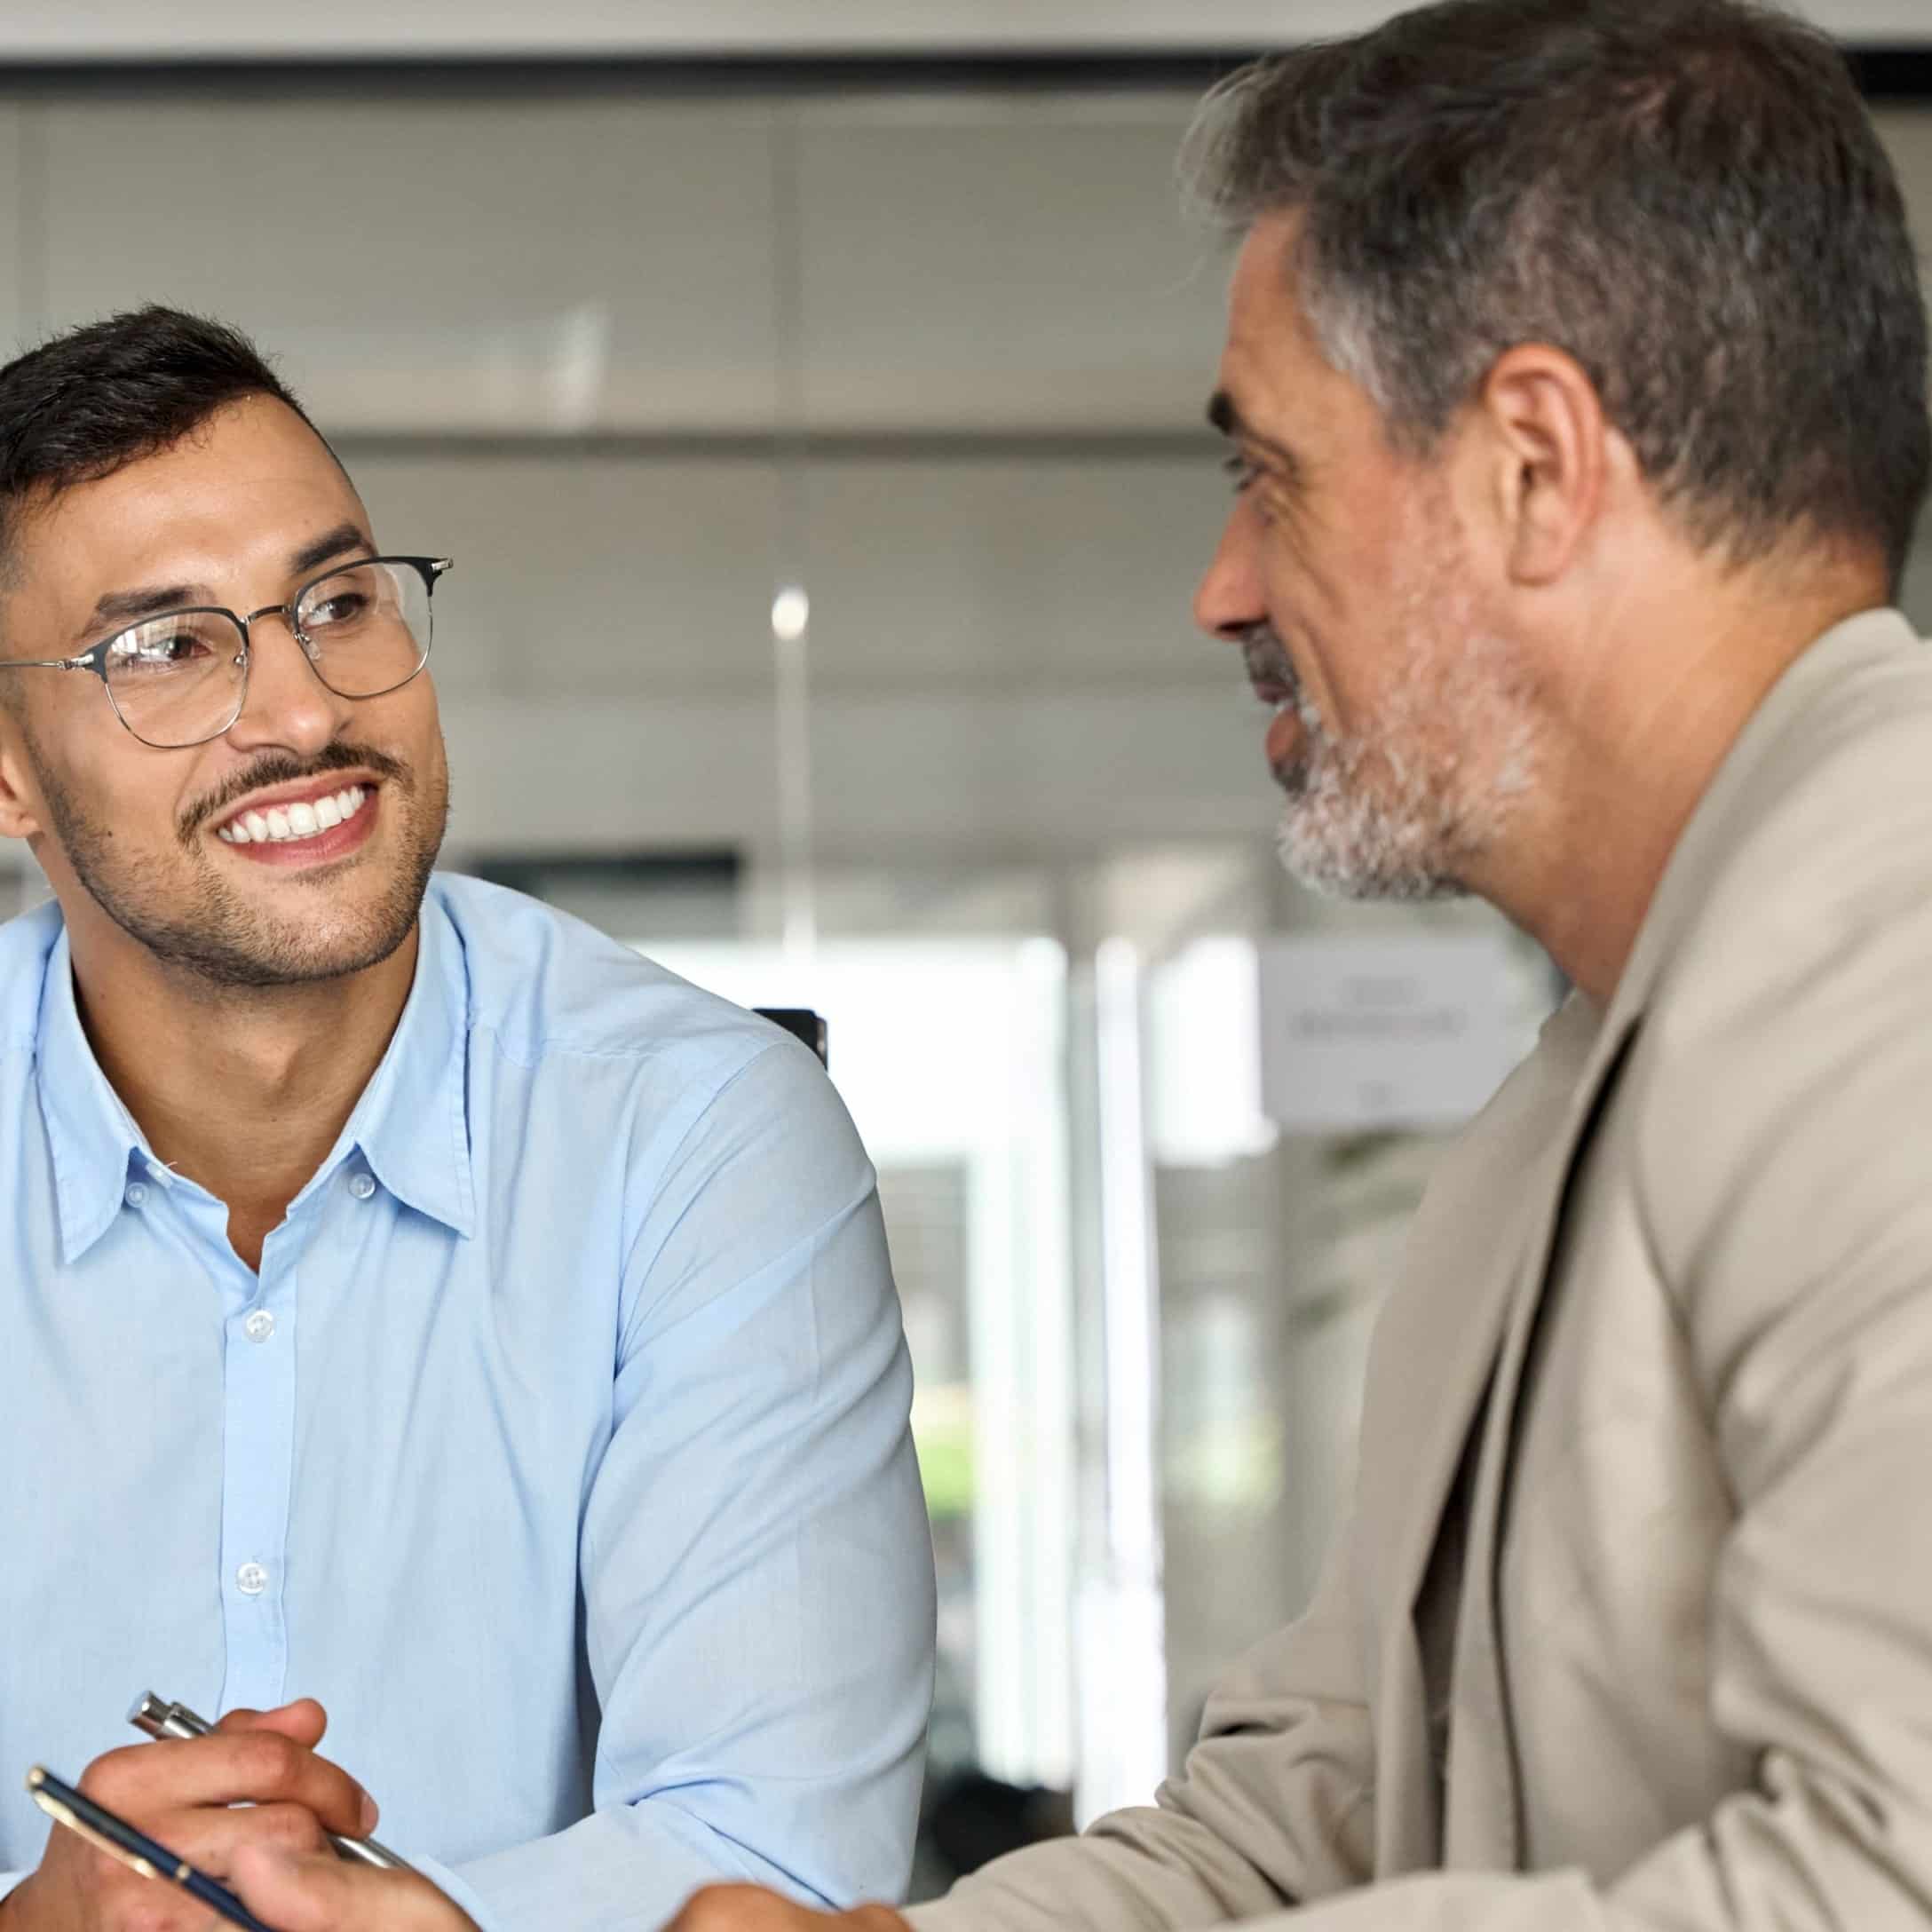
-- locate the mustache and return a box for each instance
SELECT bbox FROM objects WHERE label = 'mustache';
[1240,623,1297,693]
[178,741,411,843]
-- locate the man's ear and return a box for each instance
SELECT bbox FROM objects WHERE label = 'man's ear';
[1473,344,1610,588]
[0,704,48,843]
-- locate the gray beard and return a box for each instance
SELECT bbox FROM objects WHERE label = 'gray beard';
[1261,629,1540,904]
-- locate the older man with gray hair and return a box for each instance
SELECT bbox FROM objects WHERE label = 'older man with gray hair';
[230,0,1932,1928]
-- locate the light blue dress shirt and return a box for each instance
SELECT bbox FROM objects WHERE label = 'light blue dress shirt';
[0,874,935,1930]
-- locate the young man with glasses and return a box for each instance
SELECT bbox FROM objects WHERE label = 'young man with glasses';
[0,308,935,1932]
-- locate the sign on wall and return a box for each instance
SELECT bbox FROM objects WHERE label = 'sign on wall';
[1257,932,1519,1134]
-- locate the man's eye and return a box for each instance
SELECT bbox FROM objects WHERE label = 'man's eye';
[115,627,213,669]
[306,592,369,629]
[1223,454,1262,495]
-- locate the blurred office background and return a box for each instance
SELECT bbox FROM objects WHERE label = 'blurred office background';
[3,0,1928,1896]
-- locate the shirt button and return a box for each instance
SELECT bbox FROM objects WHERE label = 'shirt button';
[348,1171,376,1201]
[235,1562,269,1596]
[244,1310,276,1343]
[123,1181,148,1208]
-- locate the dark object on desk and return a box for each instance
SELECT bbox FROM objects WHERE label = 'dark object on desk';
[925,1769,1076,1881]
[755,1008,828,1068]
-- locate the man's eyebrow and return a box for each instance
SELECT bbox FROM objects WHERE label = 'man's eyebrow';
[289,521,375,579]
[1206,390,1302,476]
[80,582,208,640]
[77,521,376,643]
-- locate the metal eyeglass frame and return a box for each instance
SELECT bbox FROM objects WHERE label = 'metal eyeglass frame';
[0,554,454,748]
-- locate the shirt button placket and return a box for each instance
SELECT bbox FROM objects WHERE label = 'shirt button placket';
[218,1233,297,1715]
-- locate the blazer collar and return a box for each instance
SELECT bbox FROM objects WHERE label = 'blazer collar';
[1597,606,1918,1041]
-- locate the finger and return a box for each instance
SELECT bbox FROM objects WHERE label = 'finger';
[218,1698,329,1748]
[226,1847,374,1932]
[83,1731,378,1838]
[229,1844,475,1932]
[144,1799,335,1874]
[669,1882,817,1932]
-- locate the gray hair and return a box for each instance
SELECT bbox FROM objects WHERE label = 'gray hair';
[1182,0,1931,589]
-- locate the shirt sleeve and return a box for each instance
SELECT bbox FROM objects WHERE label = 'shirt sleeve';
[437,1036,937,1932]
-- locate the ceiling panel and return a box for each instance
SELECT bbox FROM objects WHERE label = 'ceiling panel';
[801,458,1229,685]
[349,451,1231,701]
[0,109,34,357]
[1,0,1925,58]
[797,96,1227,432]
[41,98,781,432]
[351,453,783,700]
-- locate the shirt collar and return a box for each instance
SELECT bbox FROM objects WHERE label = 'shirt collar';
[305,884,476,1239]
[33,883,476,1265]
[36,921,153,1265]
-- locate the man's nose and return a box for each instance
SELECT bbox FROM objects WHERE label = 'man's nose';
[1192,499,1267,643]
[224,613,354,759]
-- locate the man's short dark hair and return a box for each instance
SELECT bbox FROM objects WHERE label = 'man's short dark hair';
[1184,0,1931,590]
[0,305,321,578]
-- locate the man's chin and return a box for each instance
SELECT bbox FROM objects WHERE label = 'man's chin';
[1270,756,1310,797]
[1274,803,1466,905]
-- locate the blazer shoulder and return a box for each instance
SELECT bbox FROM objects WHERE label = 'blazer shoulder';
[1653,654,1932,1034]
[1621,659,1932,1358]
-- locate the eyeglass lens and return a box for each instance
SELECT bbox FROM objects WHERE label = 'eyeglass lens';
[103,560,435,748]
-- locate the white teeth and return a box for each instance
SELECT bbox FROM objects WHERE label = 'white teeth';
[218,785,370,847]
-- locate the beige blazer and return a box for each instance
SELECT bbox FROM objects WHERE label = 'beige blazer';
[912,608,1932,1931]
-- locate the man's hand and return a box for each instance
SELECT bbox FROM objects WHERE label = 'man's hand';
[0,1698,378,1932]
[666,1883,913,1932]
[226,1846,479,1932]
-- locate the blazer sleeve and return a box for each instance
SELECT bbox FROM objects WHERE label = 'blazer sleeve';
[908,1511,1376,1932]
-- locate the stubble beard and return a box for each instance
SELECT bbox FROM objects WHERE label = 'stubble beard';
[1262,527,1542,902]
[27,734,450,991]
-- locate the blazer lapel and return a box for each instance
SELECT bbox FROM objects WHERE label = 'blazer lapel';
[1429,612,1920,1867]
[1353,992,1604,1874]
[1442,1010,1639,1867]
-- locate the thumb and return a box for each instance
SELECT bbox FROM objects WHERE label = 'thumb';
[227,1845,361,1932]
[229,1844,476,1932]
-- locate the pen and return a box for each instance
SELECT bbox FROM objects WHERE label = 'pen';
[129,1691,416,1875]
[26,1765,278,1932]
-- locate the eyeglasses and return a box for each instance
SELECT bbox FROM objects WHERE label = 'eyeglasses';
[0,555,453,749]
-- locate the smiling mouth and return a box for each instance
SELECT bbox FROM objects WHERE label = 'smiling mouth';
[217,782,372,847]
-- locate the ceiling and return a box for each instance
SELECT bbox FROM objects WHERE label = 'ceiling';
[1,0,1927,59]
